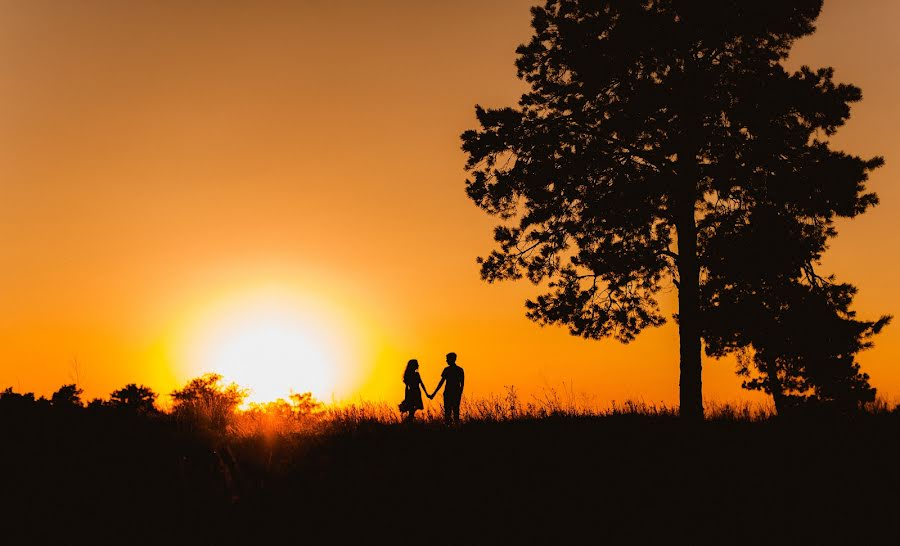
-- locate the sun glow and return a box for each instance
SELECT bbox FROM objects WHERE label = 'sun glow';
[183,289,364,403]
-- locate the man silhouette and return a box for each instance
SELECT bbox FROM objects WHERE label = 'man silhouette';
[429,352,464,423]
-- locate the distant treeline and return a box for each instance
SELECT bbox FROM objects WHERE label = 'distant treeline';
[0,374,328,438]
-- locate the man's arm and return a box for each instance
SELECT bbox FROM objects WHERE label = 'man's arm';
[459,370,464,394]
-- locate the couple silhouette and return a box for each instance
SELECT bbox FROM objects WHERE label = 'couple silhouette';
[399,352,464,423]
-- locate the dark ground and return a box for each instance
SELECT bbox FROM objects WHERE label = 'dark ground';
[2,407,899,544]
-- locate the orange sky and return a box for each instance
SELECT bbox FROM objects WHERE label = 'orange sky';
[1,0,897,407]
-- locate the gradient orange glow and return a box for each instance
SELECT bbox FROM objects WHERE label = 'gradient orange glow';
[1,0,897,406]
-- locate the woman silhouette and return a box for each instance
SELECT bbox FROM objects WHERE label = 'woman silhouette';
[399,359,429,420]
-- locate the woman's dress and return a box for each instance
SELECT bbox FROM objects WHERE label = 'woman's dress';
[402,371,424,412]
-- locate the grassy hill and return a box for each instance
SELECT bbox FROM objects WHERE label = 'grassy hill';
[2,393,899,544]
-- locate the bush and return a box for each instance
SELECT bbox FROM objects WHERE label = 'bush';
[170,374,247,433]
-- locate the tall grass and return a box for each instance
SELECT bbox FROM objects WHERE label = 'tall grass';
[220,385,884,439]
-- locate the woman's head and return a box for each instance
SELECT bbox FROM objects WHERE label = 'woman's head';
[404,359,419,379]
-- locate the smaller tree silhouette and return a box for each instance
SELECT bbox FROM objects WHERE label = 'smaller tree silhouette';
[731,283,887,413]
[702,201,890,413]
[290,392,323,417]
[170,374,247,432]
[109,383,158,413]
[51,384,83,408]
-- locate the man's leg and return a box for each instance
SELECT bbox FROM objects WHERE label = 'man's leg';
[443,397,452,423]
[449,395,461,423]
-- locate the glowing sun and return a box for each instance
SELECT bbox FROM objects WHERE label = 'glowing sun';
[185,291,358,403]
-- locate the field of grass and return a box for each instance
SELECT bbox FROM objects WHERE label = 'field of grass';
[2,388,899,544]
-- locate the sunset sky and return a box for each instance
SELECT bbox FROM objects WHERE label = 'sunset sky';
[1,0,898,407]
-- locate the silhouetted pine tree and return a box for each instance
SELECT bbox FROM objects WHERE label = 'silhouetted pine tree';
[462,0,883,418]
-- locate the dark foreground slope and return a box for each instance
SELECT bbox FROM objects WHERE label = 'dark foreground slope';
[2,407,899,544]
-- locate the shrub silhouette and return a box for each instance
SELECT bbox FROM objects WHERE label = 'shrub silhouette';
[289,391,322,416]
[170,373,247,433]
[50,384,83,408]
[109,383,158,413]
[0,387,40,411]
[234,393,323,436]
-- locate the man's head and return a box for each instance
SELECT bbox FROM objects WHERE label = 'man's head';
[446,352,457,365]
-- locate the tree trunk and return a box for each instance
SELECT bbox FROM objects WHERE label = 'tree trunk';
[675,187,703,420]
